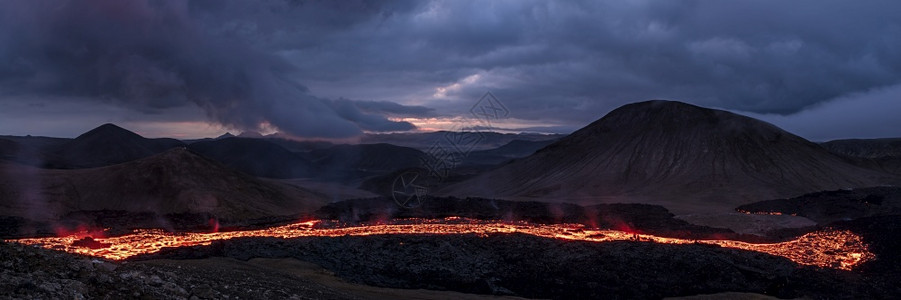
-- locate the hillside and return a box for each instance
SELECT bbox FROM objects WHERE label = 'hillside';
[187,137,314,179]
[0,148,327,222]
[309,143,430,181]
[441,100,900,214]
[821,138,901,158]
[821,138,901,175]
[461,139,558,167]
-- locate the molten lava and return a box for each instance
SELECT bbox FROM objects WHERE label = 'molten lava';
[8,217,873,271]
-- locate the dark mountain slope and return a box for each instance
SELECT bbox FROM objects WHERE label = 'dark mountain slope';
[442,100,899,214]
[0,138,18,160]
[309,143,429,181]
[461,139,558,167]
[737,187,901,224]
[0,136,68,166]
[821,138,901,158]
[0,148,327,221]
[187,137,314,179]
[48,124,184,168]
[821,138,901,175]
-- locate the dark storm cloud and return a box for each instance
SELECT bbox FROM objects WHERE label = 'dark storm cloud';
[1,1,900,139]
[742,84,901,141]
[325,99,423,132]
[273,0,901,135]
[345,99,435,117]
[0,0,422,138]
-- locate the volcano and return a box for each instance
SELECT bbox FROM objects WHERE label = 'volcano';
[441,100,900,213]
[0,148,327,222]
[48,123,184,168]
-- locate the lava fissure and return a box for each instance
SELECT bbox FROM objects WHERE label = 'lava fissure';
[8,217,873,270]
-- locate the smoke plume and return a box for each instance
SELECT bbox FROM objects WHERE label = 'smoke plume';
[0,0,420,138]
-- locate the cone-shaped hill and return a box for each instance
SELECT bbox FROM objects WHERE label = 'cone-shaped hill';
[441,100,900,214]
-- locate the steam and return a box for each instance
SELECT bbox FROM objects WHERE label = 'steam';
[0,0,420,138]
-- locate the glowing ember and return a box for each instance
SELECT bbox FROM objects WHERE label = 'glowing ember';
[7,218,873,270]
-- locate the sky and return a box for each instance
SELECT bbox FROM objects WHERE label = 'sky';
[0,0,900,141]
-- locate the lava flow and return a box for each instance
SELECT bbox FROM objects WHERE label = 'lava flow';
[8,217,873,270]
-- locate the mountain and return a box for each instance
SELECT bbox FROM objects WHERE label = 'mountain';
[821,138,901,159]
[820,138,901,158]
[354,139,557,195]
[0,148,327,221]
[820,138,901,175]
[187,137,314,179]
[0,135,69,151]
[360,131,564,151]
[0,135,69,166]
[441,100,900,214]
[309,143,430,181]
[461,139,558,167]
[736,187,901,224]
[216,132,236,139]
[875,158,901,175]
[48,124,184,168]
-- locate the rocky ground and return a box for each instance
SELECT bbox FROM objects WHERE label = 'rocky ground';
[0,241,526,300]
[0,241,357,300]
[4,197,900,299]
[4,222,900,299]
[133,232,897,299]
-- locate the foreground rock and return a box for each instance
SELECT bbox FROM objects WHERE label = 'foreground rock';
[0,241,354,300]
[5,215,900,299]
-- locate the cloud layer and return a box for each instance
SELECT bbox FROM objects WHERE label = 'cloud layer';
[1,1,900,139]
[0,0,423,137]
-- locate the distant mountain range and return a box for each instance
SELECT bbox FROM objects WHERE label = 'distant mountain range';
[821,138,901,159]
[0,124,550,181]
[820,138,901,175]
[307,143,429,181]
[187,137,315,179]
[360,131,563,151]
[460,139,558,167]
[2,100,901,222]
[737,186,901,224]
[0,124,184,168]
[441,100,901,214]
[0,123,559,226]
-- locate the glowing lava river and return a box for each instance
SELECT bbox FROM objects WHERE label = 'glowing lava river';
[7,217,873,271]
